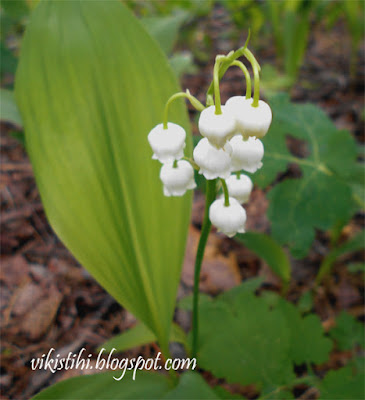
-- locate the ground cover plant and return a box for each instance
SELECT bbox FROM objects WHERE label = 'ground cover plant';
[0,1,364,399]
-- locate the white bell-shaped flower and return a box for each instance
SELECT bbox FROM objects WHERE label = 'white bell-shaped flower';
[229,135,264,173]
[226,174,253,204]
[160,160,196,197]
[193,138,232,180]
[225,96,252,138]
[209,197,246,237]
[243,100,272,139]
[198,105,236,148]
[148,122,186,163]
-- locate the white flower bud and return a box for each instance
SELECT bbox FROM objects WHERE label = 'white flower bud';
[209,197,246,237]
[226,174,253,204]
[226,97,272,139]
[148,122,186,163]
[198,105,236,148]
[193,138,232,180]
[229,135,264,173]
[160,160,196,197]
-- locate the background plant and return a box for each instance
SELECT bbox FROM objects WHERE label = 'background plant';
[1,0,363,399]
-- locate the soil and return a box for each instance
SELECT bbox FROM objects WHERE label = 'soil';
[1,6,364,400]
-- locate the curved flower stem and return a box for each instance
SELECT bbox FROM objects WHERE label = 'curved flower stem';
[220,178,230,206]
[236,171,241,179]
[182,156,199,170]
[163,90,205,129]
[231,60,252,99]
[242,48,261,107]
[191,179,217,359]
[213,56,223,115]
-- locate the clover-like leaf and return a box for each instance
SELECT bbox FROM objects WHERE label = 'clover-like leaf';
[318,365,365,400]
[329,311,364,351]
[198,290,295,387]
[255,94,358,257]
[275,299,332,365]
[197,284,332,388]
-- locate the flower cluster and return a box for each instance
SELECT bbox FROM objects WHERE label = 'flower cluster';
[147,44,272,237]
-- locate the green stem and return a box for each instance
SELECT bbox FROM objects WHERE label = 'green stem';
[236,171,241,179]
[191,179,217,359]
[213,57,223,115]
[163,90,205,129]
[205,32,251,105]
[173,159,178,168]
[182,156,199,170]
[220,178,230,207]
[242,48,260,107]
[231,60,252,99]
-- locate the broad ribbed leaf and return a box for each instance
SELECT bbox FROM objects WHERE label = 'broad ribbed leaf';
[32,371,171,399]
[15,0,192,352]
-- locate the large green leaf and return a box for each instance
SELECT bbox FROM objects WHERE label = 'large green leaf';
[255,94,357,257]
[32,371,220,400]
[32,371,171,400]
[15,0,192,352]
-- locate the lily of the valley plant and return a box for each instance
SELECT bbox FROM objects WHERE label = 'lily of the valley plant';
[148,39,272,358]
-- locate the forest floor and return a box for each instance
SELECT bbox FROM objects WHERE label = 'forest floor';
[0,8,364,400]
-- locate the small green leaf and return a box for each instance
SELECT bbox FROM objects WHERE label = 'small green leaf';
[169,52,197,78]
[329,311,364,351]
[236,232,291,286]
[297,291,313,314]
[141,12,188,54]
[0,89,23,127]
[162,372,219,399]
[318,365,365,400]
[99,322,188,353]
[32,371,171,400]
[98,323,155,353]
[255,95,357,257]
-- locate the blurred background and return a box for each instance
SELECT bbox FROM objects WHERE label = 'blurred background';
[1,1,364,399]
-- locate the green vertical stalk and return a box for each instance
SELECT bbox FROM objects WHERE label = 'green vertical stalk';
[191,179,217,359]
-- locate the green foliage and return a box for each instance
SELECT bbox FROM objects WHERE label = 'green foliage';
[0,42,18,79]
[213,386,245,400]
[32,371,171,399]
[163,372,220,399]
[32,371,223,400]
[141,12,188,55]
[297,291,314,314]
[15,0,192,353]
[197,283,331,388]
[318,365,365,400]
[0,88,23,126]
[275,299,332,365]
[255,94,358,258]
[329,311,364,351]
[316,230,365,283]
[99,322,188,353]
[236,232,291,288]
